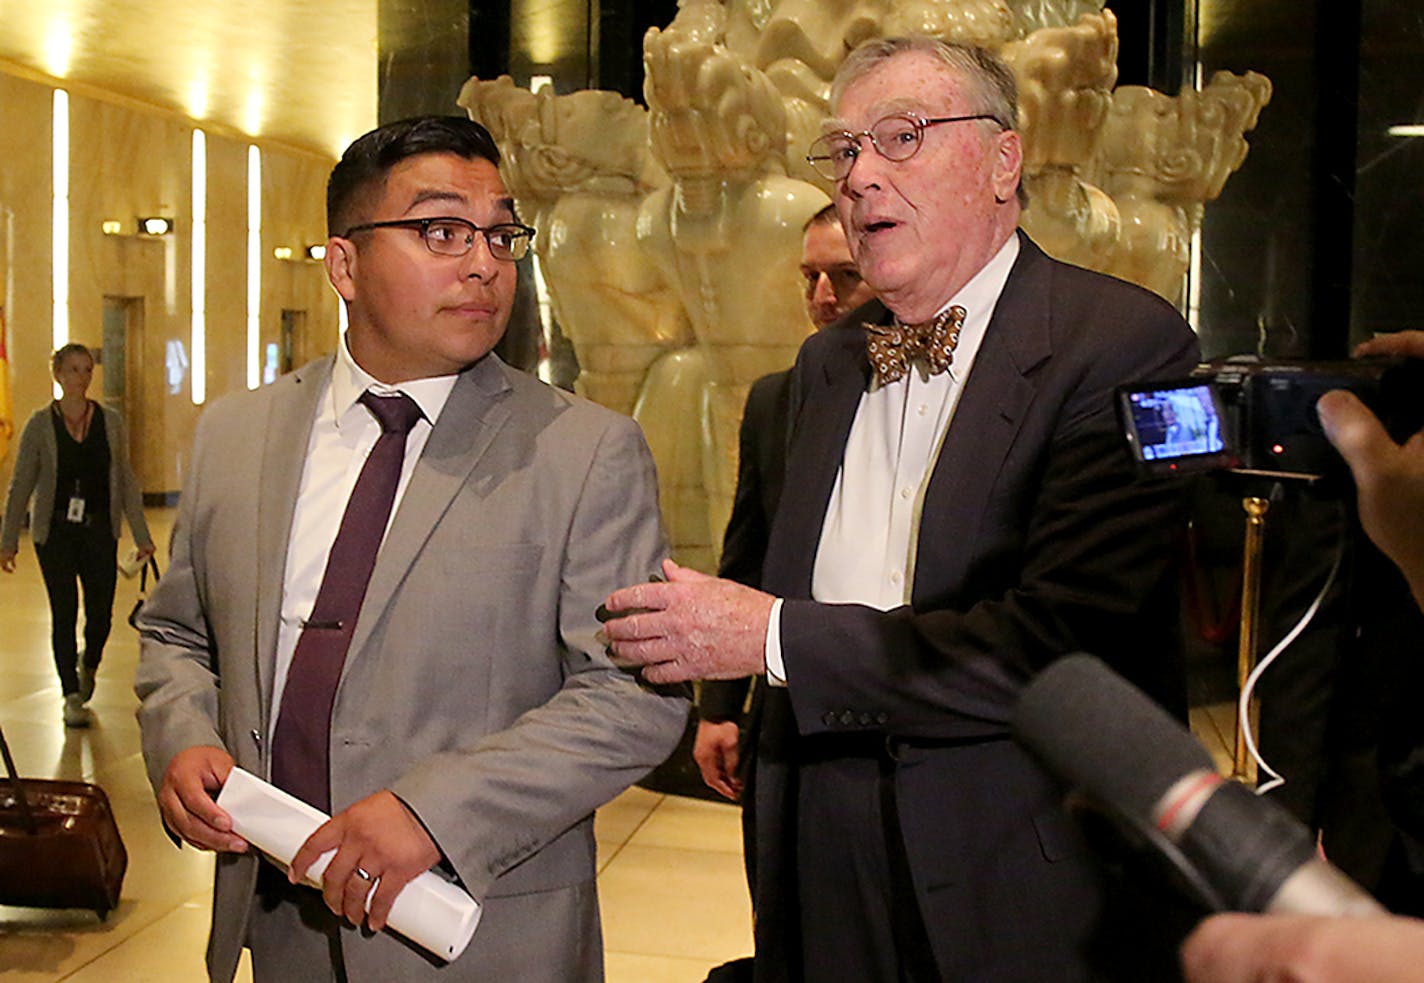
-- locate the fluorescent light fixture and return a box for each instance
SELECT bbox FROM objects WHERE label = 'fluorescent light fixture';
[138,216,174,235]
[192,129,207,405]
[53,89,69,393]
[101,220,123,236]
[247,145,261,390]
[1388,124,1424,137]
[273,246,293,260]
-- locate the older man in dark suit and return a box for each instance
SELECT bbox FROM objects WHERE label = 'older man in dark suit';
[604,36,1198,982]
[695,204,877,806]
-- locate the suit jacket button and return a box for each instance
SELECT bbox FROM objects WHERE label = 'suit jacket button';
[839,710,856,726]
[822,711,838,727]
[876,712,888,725]
[859,712,875,726]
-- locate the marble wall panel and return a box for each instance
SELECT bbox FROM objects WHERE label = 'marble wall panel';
[261,152,341,373]
[0,72,58,482]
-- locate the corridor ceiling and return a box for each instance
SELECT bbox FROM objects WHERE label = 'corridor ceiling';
[0,0,378,159]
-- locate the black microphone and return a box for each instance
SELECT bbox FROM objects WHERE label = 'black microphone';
[1012,654,1383,916]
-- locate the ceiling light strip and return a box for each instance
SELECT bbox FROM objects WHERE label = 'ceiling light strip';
[52,89,69,394]
[247,145,261,390]
[192,129,207,405]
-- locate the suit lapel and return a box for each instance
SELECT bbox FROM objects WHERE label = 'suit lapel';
[912,235,1053,603]
[763,314,877,598]
[255,358,329,730]
[342,355,514,670]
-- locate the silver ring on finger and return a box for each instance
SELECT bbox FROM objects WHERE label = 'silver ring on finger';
[354,867,373,882]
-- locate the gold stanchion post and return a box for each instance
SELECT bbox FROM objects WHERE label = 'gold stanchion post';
[1232,495,1271,782]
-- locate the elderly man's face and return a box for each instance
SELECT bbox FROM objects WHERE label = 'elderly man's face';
[831,51,1021,322]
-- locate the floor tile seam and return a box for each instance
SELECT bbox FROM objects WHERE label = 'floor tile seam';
[36,897,187,981]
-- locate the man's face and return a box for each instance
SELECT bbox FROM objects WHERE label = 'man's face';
[326,153,517,383]
[800,220,876,328]
[831,51,1022,322]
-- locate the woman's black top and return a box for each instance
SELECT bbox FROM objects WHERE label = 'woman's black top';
[50,402,111,529]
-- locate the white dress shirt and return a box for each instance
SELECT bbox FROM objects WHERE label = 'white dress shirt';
[766,234,1020,683]
[269,338,459,731]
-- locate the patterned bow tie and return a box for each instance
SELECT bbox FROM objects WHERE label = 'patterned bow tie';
[865,305,966,386]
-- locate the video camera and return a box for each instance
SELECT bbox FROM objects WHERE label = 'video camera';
[1117,357,1424,483]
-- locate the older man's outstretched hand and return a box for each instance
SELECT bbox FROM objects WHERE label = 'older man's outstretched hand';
[601,559,775,684]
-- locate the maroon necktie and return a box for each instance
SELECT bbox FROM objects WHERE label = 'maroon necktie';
[270,390,424,812]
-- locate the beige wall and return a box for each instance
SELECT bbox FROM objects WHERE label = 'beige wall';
[0,68,339,497]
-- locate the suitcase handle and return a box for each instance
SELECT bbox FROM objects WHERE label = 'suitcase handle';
[0,723,39,835]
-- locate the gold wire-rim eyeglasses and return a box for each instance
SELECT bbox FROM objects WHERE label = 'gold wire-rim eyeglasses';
[806,113,1004,182]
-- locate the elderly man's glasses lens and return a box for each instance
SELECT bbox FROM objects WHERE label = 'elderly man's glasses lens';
[806,113,1003,182]
[342,217,535,261]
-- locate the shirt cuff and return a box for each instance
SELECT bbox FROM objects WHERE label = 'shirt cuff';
[764,597,787,687]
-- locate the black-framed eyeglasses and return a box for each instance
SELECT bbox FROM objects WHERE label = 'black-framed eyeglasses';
[806,113,1004,182]
[341,216,535,261]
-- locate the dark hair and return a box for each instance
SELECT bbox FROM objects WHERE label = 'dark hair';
[804,203,843,233]
[52,342,93,374]
[326,116,503,237]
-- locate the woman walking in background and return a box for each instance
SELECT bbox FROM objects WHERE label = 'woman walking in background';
[1,343,153,726]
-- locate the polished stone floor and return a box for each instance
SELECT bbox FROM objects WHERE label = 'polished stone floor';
[0,507,1235,981]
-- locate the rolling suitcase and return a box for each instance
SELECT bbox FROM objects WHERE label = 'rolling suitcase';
[0,721,127,918]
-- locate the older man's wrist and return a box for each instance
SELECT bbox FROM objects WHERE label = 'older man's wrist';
[763,598,787,686]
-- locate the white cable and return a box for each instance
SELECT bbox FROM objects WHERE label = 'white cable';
[1238,526,1345,795]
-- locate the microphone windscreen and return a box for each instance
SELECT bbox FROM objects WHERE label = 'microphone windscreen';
[1012,654,1217,824]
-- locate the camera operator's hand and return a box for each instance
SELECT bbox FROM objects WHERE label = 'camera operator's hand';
[1182,912,1424,983]
[1355,330,1424,360]
[1317,389,1424,609]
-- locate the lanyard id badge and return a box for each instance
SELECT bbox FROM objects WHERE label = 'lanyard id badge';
[66,480,85,524]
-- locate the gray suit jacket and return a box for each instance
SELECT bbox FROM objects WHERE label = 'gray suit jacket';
[135,353,689,983]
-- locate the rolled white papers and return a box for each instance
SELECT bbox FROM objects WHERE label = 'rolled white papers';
[215,767,482,961]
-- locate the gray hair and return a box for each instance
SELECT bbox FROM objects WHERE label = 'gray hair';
[830,36,1019,133]
[830,36,1024,206]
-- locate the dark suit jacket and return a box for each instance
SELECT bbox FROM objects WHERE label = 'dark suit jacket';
[750,234,1201,982]
[700,369,793,724]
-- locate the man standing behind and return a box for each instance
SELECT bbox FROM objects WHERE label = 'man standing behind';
[136,116,687,983]
[695,204,877,806]
[604,38,1198,982]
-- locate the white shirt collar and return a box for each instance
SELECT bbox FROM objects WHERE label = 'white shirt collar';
[937,233,1019,384]
[330,334,459,430]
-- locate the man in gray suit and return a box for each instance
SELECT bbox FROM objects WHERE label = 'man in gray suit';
[135,116,688,983]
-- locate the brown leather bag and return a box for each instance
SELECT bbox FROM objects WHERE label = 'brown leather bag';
[0,722,127,918]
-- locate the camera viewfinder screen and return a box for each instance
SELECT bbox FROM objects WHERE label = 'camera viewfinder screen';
[1126,385,1225,461]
